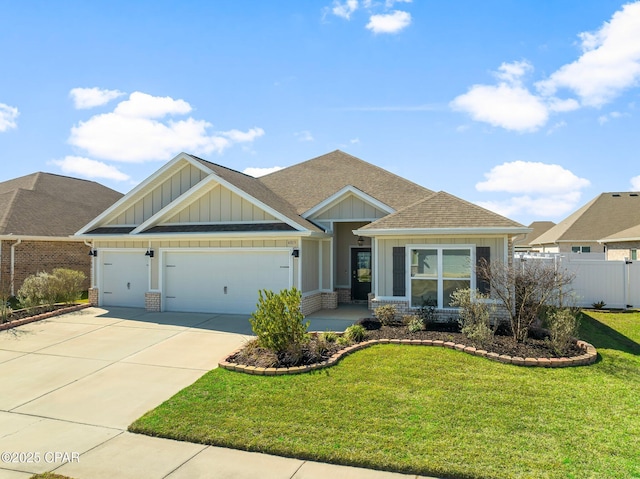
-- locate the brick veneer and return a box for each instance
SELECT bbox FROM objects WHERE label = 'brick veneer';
[336,288,351,303]
[88,288,99,306]
[0,240,91,293]
[145,292,161,312]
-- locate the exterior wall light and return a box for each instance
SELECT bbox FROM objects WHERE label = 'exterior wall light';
[145,249,154,258]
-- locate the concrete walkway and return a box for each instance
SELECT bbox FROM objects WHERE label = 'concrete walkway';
[0,307,436,479]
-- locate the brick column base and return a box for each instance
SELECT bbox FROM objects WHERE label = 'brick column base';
[321,292,338,309]
[145,292,161,312]
[88,288,99,306]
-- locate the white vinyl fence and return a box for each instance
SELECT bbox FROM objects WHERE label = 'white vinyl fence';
[517,253,640,309]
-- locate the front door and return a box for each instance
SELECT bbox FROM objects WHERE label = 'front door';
[351,248,372,301]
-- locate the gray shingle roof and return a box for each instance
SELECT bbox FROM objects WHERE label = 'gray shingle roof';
[259,150,434,214]
[514,221,556,247]
[0,172,123,236]
[531,192,640,245]
[360,191,525,230]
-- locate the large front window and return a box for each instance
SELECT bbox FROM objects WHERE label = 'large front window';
[410,246,472,308]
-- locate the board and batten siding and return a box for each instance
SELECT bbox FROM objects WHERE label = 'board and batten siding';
[322,240,332,290]
[301,239,320,293]
[312,195,388,221]
[164,184,278,224]
[377,237,505,297]
[107,164,208,225]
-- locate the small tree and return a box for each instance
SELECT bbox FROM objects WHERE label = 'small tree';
[477,258,574,343]
[250,288,309,353]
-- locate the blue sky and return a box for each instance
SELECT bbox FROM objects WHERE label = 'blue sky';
[1,1,639,226]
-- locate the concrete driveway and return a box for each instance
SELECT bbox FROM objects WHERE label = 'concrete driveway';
[0,306,429,479]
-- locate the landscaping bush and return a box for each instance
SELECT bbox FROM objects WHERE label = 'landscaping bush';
[320,331,338,343]
[375,304,398,326]
[249,288,309,353]
[404,314,424,333]
[450,288,496,347]
[546,307,581,355]
[418,299,437,327]
[53,268,86,304]
[17,272,58,308]
[344,324,367,343]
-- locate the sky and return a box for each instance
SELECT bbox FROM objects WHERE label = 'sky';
[1,0,639,227]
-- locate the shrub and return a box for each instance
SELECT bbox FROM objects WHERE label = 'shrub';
[344,324,366,343]
[17,272,58,308]
[320,331,338,343]
[418,299,437,327]
[53,268,86,304]
[375,304,398,326]
[592,300,606,310]
[249,288,309,353]
[450,288,496,347]
[546,308,580,355]
[404,314,424,333]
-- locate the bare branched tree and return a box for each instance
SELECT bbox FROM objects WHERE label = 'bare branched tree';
[477,258,575,343]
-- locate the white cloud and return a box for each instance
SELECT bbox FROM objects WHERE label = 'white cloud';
[385,0,411,7]
[295,130,314,142]
[68,91,265,162]
[546,121,567,135]
[51,156,130,181]
[0,103,19,131]
[598,111,625,124]
[332,0,358,19]
[494,60,532,85]
[69,87,125,109]
[350,137,360,143]
[476,161,590,219]
[450,83,549,132]
[536,2,640,107]
[366,10,411,34]
[243,166,284,177]
[631,175,640,190]
[476,161,590,195]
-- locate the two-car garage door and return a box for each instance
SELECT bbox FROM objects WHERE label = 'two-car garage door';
[163,250,291,314]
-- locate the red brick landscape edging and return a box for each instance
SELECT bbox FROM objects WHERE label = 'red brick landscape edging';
[218,337,598,375]
[0,304,92,331]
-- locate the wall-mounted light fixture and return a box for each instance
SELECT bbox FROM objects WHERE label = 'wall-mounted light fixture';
[145,249,154,258]
[291,249,299,258]
[357,236,364,247]
[88,249,97,257]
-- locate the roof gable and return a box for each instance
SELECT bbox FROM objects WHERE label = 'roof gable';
[531,192,640,245]
[514,221,556,247]
[259,150,433,214]
[304,185,394,221]
[359,191,526,232]
[0,172,122,237]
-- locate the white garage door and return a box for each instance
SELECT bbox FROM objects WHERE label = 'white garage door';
[163,250,291,314]
[101,251,149,308]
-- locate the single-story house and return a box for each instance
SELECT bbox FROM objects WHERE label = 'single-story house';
[598,224,640,261]
[76,151,528,316]
[513,221,555,253]
[0,172,123,296]
[529,192,640,256]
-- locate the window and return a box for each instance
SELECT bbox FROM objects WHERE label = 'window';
[409,246,472,308]
[632,249,637,261]
[571,246,591,253]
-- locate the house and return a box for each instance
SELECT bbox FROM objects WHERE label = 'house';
[599,224,640,261]
[0,172,123,296]
[513,221,555,253]
[529,192,640,256]
[75,151,528,316]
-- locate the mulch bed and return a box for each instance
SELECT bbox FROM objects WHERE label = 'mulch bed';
[228,318,582,368]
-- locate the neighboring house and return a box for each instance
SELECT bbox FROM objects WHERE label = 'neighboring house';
[76,151,528,315]
[530,192,640,256]
[513,221,555,253]
[0,172,123,296]
[599,224,640,261]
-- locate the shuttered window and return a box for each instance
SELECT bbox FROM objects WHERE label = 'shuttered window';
[476,246,490,294]
[392,247,405,296]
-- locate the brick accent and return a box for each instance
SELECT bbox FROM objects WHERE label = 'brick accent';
[145,292,161,312]
[336,288,351,303]
[321,292,338,309]
[370,298,410,316]
[88,288,99,306]
[0,240,91,294]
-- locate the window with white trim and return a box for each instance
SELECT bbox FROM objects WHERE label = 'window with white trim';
[571,246,591,253]
[409,246,473,308]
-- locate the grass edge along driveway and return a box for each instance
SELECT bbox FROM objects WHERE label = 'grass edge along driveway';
[130,311,640,479]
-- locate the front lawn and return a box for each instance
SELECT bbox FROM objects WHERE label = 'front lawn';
[130,311,640,479]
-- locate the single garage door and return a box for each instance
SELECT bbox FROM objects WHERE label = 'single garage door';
[163,250,291,314]
[101,251,149,308]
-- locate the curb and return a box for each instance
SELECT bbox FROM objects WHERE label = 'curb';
[0,304,92,331]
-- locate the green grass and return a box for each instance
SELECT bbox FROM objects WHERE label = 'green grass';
[130,311,640,479]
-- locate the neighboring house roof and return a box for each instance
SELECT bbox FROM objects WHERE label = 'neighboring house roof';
[514,221,556,248]
[358,191,526,233]
[0,172,123,237]
[259,150,434,214]
[599,223,640,243]
[531,192,640,246]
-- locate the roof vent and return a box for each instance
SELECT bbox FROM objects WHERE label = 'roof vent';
[630,193,638,197]
[612,193,621,197]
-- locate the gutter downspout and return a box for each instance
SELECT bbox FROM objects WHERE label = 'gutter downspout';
[10,238,22,296]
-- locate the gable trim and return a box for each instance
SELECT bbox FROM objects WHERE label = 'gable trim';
[76,152,212,235]
[354,227,531,236]
[302,185,394,219]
